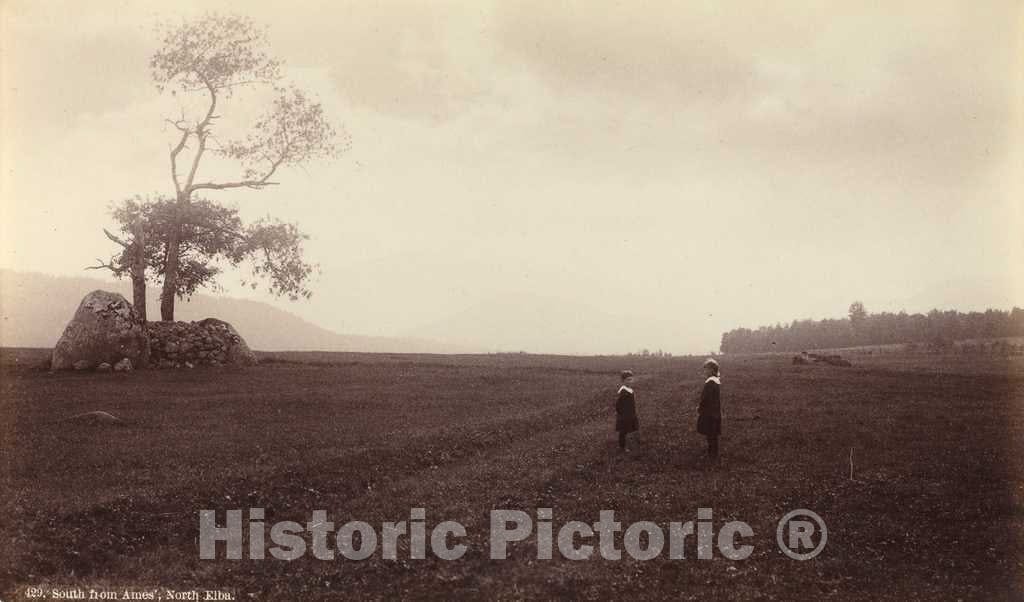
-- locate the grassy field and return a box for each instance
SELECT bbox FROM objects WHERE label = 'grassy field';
[1,348,1022,600]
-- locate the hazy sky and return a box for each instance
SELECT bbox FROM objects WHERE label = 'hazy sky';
[2,0,1021,354]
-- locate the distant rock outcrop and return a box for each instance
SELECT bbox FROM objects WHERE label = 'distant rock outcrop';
[51,290,150,370]
[793,351,852,367]
[147,318,257,368]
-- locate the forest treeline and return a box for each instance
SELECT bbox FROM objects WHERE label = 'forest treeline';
[719,303,1024,353]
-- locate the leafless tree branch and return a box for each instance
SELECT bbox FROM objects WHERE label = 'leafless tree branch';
[103,228,130,248]
[183,78,219,192]
[85,259,116,271]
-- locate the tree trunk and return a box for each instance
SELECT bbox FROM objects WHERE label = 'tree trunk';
[161,229,181,321]
[133,272,148,323]
[131,223,147,325]
[160,196,189,322]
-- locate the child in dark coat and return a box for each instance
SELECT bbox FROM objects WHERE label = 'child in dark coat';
[615,370,638,451]
[696,359,722,460]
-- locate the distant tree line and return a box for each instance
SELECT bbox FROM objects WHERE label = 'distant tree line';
[720,302,1024,353]
[628,349,673,358]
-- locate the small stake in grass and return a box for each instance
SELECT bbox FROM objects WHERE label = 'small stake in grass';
[849,447,854,480]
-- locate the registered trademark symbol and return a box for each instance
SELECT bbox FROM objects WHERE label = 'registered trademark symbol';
[776,509,827,560]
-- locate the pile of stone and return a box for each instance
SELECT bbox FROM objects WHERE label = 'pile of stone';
[51,291,257,371]
[147,318,257,369]
[792,351,852,367]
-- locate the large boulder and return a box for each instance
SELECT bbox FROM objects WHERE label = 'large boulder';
[51,291,150,370]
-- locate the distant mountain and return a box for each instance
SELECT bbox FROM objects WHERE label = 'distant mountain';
[0,269,474,353]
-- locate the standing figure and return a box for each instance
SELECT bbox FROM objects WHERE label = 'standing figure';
[697,359,722,460]
[616,370,639,452]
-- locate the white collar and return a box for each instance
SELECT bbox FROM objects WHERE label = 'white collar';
[618,385,634,394]
[705,376,721,385]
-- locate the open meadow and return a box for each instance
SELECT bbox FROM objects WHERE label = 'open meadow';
[1,349,1022,600]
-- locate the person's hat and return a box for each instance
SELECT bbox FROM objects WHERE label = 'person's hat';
[703,358,719,370]
[620,370,634,380]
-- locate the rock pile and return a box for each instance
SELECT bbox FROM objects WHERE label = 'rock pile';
[793,351,852,367]
[147,318,257,368]
[51,291,257,371]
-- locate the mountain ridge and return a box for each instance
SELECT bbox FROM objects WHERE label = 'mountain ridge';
[0,269,475,353]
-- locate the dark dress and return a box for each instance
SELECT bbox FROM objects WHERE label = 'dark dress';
[615,386,639,433]
[696,377,721,437]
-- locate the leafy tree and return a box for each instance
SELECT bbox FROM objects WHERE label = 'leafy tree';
[92,195,316,320]
[848,300,866,324]
[145,13,344,320]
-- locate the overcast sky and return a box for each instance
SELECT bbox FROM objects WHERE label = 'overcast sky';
[2,0,1021,354]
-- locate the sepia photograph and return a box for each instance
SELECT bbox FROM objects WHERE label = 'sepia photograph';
[1,1,1022,599]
